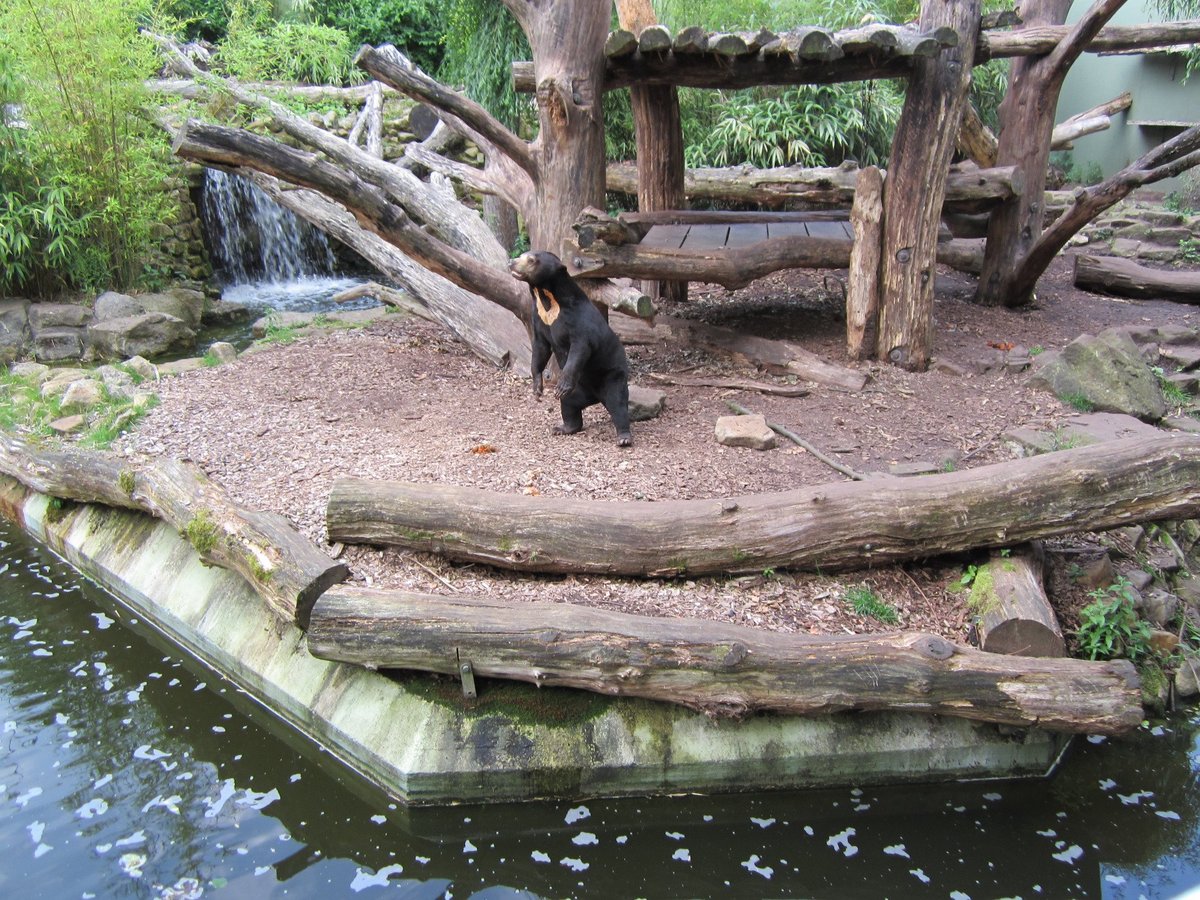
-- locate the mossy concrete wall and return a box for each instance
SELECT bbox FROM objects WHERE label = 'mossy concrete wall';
[0,475,1070,805]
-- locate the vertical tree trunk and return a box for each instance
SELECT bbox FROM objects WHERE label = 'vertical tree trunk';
[527,0,610,255]
[875,0,982,370]
[616,0,688,303]
[976,0,1073,307]
[846,165,884,360]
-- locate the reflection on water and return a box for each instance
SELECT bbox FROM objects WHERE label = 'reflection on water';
[2,516,1200,899]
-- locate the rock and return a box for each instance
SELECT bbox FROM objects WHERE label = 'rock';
[123,356,158,381]
[0,298,30,364]
[93,291,144,321]
[628,385,666,422]
[1166,372,1199,394]
[88,312,195,361]
[930,358,969,377]
[10,361,49,382]
[96,365,136,399]
[1173,576,1200,608]
[156,357,205,376]
[61,379,104,411]
[1120,568,1154,592]
[1113,323,1198,346]
[1164,415,1200,434]
[206,341,239,365]
[1002,412,1158,454]
[136,289,205,329]
[715,414,776,450]
[32,327,85,362]
[201,299,255,326]
[39,368,89,398]
[28,302,91,329]
[1160,344,1200,371]
[48,414,86,434]
[1074,553,1115,591]
[1139,588,1180,628]
[1149,629,1181,655]
[1026,329,1169,422]
[1175,653,1200,699]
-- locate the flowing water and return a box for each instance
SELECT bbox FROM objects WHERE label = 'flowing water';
[3,519,1200,899]
[198,170,375,319]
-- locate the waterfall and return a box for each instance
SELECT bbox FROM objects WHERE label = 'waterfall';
[200,169,338,286]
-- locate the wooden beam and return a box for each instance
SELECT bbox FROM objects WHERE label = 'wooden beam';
[326,434,1200,578]
[307,587,1141,734]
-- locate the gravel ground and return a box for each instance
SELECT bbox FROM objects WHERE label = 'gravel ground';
[116,256,1200,643]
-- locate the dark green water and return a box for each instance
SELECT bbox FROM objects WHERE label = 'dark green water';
[2,517,1200,900]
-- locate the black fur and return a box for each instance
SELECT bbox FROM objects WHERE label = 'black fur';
[508,250,632,447]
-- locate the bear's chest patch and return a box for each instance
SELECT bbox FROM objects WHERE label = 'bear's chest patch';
[533,286,560,326]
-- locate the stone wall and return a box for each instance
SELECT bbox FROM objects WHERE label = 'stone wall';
[144,162,214,289]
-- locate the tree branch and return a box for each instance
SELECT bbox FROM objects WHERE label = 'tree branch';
[355,43,538,185]
[1045,0,1128,79]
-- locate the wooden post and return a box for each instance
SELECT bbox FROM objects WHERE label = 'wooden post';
[970,544,1066,657]
[846,165,883,360]
[876,0,982,370]
[616,0,688,303]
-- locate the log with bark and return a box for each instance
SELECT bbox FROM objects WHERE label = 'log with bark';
[846,165,884,360]
[605,161,1024,211]
[0,434,347,628]
[306,587,1141,734]
[1073,254,1200,303]
[326,434,1200,578]
[970,544,1066,658]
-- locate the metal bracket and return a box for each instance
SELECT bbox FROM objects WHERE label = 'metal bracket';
[458,658,477,700]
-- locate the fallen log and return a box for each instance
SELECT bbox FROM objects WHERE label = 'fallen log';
[0,434,348,628]
[970,544,1066,657]
[326,434,1200,577]
[1073,254,1200,303]
[647,373,809,397]
[306,587,1141,734]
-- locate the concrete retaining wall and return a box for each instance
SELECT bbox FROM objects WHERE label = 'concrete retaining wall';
[0,475,1070,805]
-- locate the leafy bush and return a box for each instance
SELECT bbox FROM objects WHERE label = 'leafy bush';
[317,0,446,74]
[685,82,903,169]
[218,3,362,84]
[0,0,174,295]
[1076,579,1153,662]
[155,0,230,42]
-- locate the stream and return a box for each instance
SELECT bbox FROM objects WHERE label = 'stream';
[2,518,1200,899]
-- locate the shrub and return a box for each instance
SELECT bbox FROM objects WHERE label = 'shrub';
[0,0,174,295]
[1075,579,1153,662]
[317,0,446,74]
[217,2,362,85]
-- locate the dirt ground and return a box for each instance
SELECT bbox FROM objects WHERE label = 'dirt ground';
[117,252,1200,646]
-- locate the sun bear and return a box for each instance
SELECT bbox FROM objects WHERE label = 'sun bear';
[508,250,633,447]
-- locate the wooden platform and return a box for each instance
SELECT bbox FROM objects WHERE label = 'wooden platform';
[641,219,854,252]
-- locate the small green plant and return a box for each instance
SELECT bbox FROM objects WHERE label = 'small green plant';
[184,509,219,554]
[118,469,136,496]
[248,556,273,584]
[261,316,302,345]
[959,564,979,589]
[762,566,777,579]
[1164,191,1195,216]
[1154,366,1192,408]
[1030,345,1044,356]
[1061,392,1096,413]
[1075,578,1153,662]
[1179,236,1200,265]
[845,584,899,625]
[1049,429,1084,451]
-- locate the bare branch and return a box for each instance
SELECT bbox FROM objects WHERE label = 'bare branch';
[356,44,538,184]
[1045,0,1128,78]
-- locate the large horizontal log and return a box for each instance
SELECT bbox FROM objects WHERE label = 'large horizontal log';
[565,232,983,286]
[326,433,1200,577]
[605,161,1023,211]
[0,434,348,627]
[1073,253,1200,303]
[307,587,1141,734]
[512,21,1200,92]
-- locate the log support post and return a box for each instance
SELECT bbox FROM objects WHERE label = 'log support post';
[876,0,982,370]
[846,165,884,359]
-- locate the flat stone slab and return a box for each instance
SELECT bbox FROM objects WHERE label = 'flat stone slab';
[1005,412,1161,454]
[0,477,1068,805]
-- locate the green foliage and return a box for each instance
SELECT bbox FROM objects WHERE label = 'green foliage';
[184,508,219,554]
[0,0,175,295]
[845,584,899,625]
[1076,578,1153,662]
[1153,366,1192,408]
[317,0,445,74]
[1061,392,1096,413]
[958,563,979,589]
[685,81,903,169]
[0,369,155,447]
[438,0,530,131]
[155,0,229,41]
[1179,236,1200,265]
[1164,191,1196,215]
[1149,1,1200,77]
[217,2,362,84]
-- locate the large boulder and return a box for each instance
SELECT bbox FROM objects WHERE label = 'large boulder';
[0,298,30,364]
[88,312,196,361]
[93,291,144,322]
[28,302,91,329]
[135,288,206,329]
[32,327,86,362]
[1027,329,1168,422]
